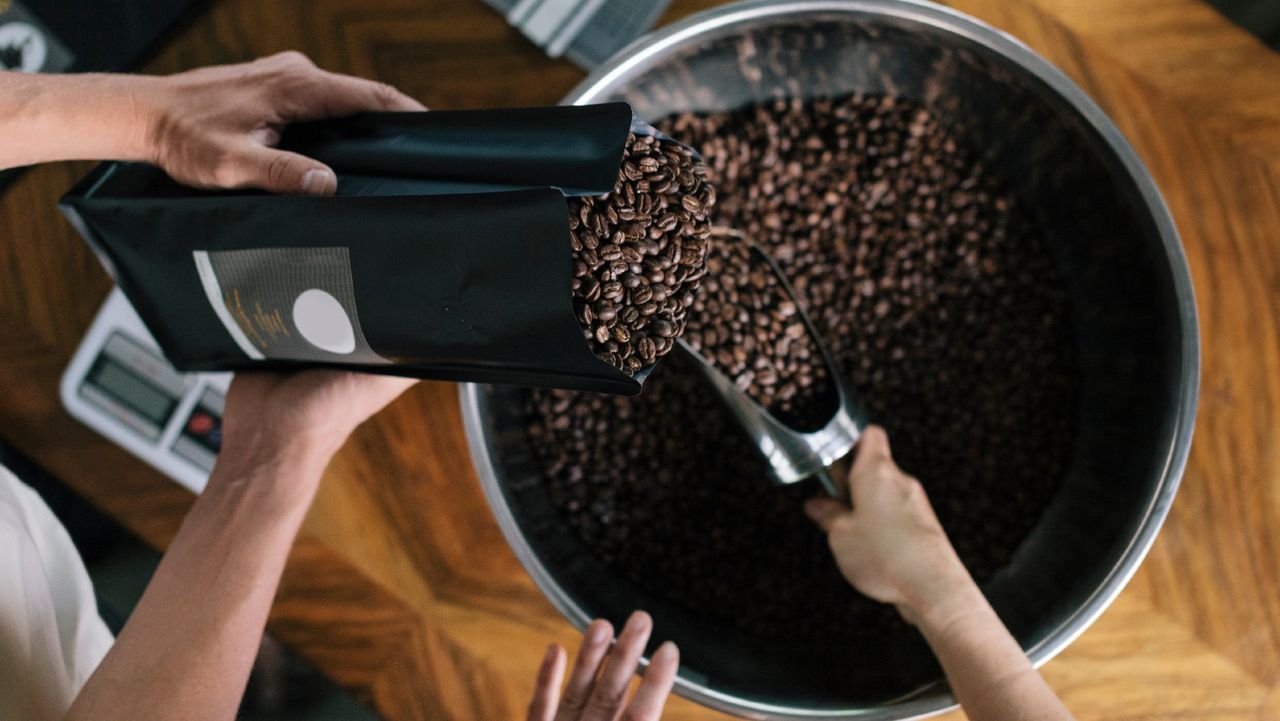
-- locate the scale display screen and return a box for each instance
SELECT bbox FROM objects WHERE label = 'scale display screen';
[87,358,176,426]
[64,289,229,493]
[77,331,186,441]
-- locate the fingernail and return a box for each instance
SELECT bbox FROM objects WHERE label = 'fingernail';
[802,500,821,520]
[589,622,611,645]
[300,168,335,194]
[624,611,651,634]
[654,641,678,661]
[541,644,558,670]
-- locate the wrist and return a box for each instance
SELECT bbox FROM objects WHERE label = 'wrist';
[92,73,165,163]
[898,552,985,631]
[22,73,160,163]
[206,430,337,508]
[1,71,162,168]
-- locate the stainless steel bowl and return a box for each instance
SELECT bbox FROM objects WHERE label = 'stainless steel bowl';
[462,1,1199,718]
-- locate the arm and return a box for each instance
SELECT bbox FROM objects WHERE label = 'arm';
[804,426,1076,721]
[64,371,416,721]
[0,51,422,192]
[915,584,1071,721]
[5,51,426,720]
[0,71,153,170]
[64,423,331,720]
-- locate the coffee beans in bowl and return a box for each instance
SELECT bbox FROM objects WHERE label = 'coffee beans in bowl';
[466,2,1200,714]
[523,92,1078,645]
[568,133,715,375]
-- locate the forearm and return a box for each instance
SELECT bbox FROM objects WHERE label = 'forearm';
[0,71,154,170]
[916,583,1075,721]
[63,439,334,721]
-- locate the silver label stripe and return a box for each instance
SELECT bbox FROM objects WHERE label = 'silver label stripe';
[193,250,266,360]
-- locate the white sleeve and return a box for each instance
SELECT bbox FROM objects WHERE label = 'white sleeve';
[0,464,114,720]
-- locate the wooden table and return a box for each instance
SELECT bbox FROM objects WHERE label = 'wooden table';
[2,0,1278,718]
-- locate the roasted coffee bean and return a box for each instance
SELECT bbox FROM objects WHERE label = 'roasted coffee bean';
[526,93,1078,648]
[651,319,677,338]
[683,234,837,430]
[637,335,657,363]
[570,133,714,374]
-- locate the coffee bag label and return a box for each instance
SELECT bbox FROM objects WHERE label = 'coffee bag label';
[0,2,74,73]
[193,247,388,364]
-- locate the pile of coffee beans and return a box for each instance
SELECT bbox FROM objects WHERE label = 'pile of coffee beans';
[568,133,715,375]
[682,230,837,430]
[524,352,897,643]
[525,93,1078,645]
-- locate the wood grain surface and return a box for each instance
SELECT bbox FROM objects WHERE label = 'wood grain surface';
[1,0,1277,719]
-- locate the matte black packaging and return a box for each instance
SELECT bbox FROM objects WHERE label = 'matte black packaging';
[61,103,658,395]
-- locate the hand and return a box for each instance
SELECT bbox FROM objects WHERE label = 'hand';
[220,370,417,471]
[804,426,978,626]
[132,51,424,194]
[526,612,680,721]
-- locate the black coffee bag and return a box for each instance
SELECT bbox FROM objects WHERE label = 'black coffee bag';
[61,103,703,395]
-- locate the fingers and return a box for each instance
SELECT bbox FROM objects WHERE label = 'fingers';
[851,425,893,472]
[805,425,893,528]
[255,50,316,70]
[621,641,679,721]
[197,52,424,195]
[803,497,851,532]
[527,644,567,721]
[343,371,420,407]
[582,611,653,721]
[848,424,897,506]
[229,146,337,195]
[257,50,424,115]
[371,374,420,398]
[296,70,426,119]
[826,455,854,499]
[554,619,613,721]
[546,614,677,721]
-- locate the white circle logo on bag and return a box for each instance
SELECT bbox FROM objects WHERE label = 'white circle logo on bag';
[0,22,47,72]
[292,289,357,355]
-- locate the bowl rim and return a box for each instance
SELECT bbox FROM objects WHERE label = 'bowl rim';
[462,1,1201,719]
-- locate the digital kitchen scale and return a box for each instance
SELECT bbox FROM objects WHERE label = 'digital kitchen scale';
[62,288,229,494]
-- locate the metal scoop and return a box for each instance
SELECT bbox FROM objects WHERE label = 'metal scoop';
[677,234,866,493]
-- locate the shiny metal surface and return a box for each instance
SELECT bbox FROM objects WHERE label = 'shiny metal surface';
[462,1,1200,718]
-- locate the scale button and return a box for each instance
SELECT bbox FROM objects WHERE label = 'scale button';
[187,412,215,435]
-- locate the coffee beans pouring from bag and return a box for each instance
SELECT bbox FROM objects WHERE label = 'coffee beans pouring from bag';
[568,133,715,375]
[523,92,1078,649]
[682,229,838,431]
